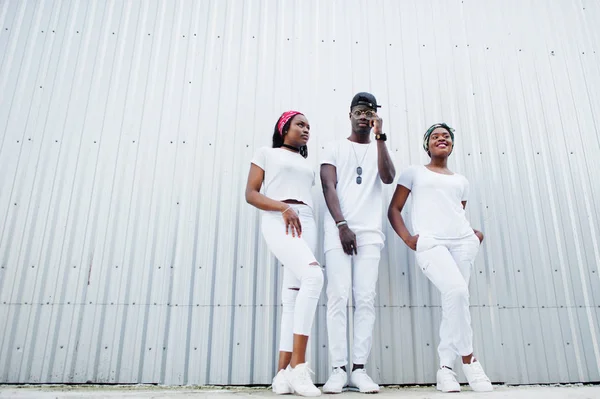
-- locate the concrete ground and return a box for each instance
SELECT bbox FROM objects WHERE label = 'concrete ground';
[1,384,599,398]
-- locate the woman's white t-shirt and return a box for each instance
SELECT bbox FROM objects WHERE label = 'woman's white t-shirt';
[251,147,315,209]
[397,165,473,239]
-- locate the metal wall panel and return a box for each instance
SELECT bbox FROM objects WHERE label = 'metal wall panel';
[1,0,599,385]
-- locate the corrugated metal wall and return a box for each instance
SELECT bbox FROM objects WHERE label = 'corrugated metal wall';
[1,0,599,386]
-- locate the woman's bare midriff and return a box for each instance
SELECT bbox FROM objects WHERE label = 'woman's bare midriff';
[282,199,306,205]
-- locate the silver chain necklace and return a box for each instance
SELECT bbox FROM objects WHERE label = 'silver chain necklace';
[350,141,371,184]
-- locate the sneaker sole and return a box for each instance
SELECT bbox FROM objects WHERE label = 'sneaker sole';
[325,386,355,394]
[272,384,293,395]
[470,386,493,392]
[292,391,321,397]
[436,384,461,393]
[272,388,293,395]
[288,385,321,397]
[347,386,379,394]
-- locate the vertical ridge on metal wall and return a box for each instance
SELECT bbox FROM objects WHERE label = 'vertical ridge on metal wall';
[0,0,599,385]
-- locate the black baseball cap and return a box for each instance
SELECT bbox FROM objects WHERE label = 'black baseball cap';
[350,92,381,111]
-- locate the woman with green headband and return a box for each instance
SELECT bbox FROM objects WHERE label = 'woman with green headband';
[387,123,493,393]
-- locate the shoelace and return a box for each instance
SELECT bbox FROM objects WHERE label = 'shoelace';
[332,368,346,377]
[468,363,490,382]
[354,369,375,384]
[441,368,458,383]
[295,365,316,386]
[269,371,287,391]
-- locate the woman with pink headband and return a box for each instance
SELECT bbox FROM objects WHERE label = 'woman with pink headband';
[246,111,323,397]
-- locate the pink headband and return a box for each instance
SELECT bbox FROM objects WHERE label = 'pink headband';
[277,110,303,136]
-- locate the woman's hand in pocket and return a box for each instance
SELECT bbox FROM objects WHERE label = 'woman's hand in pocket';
[474,229,484,243]
[404,234,420,251]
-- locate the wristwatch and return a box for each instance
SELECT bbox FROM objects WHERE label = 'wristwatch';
[375,133,387,141]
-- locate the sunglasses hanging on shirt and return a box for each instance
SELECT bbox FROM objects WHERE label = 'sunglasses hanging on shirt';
[351,143,370,185]
[356,167,363,184]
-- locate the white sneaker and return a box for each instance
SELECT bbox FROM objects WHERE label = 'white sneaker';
[323,367,348,394]
[436,367,460,392]
[272,368,292,394]
[287,363,321,397]
[350,368,379,393]
[462,359,493,392]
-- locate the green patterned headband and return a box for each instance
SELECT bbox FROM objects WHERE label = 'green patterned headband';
[423,123,455,154]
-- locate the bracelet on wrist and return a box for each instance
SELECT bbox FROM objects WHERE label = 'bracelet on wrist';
[336,220,348,228]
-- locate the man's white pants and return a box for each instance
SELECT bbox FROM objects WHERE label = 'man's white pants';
[325,245,381,367]
[415,234,480,368]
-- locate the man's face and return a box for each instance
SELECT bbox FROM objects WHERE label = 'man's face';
[349,105,376,135]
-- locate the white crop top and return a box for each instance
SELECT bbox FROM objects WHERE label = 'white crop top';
[251,147,315,209]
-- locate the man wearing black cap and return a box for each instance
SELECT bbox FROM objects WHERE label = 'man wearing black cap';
[320,92,395,393]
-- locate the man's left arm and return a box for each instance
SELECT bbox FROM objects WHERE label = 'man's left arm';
[372,115,396,184]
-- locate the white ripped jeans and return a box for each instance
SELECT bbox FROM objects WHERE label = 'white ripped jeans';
[325,245,381,367]
[415,233,481,368]
[261,204,324,352]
